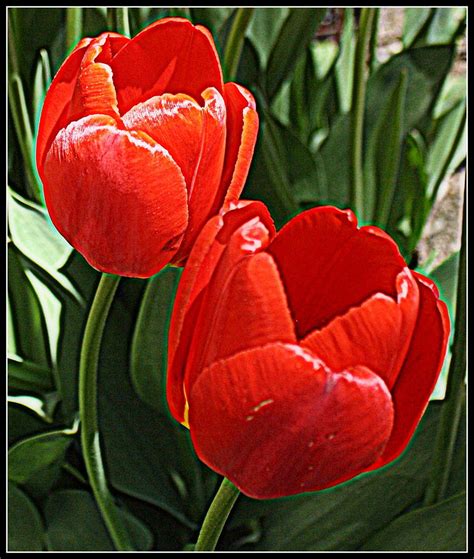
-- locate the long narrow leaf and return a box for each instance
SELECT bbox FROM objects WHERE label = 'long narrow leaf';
[265,8,326,100]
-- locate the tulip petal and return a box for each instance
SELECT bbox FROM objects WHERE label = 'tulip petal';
[43,114,188,277]
[110,18,224,114]
[370,272,450,469]
[220,83,259,209]
[189,342,394,499]
[200,252,296,369]
[167,201,274,422]
[162,88,227,263]
[36,33,128,174]
[122,93,203,188]
[301,268,419,390]
[267,206,407,338]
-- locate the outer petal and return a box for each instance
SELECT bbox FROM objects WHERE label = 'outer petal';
[301,268,419,390]
[110,18,224,114]
[36,33,128,174]
[220,83,259,209]
[43,115,188,277]
[167,201,274,422]
[267,206,407,338]
[370,272,450,469]
[189,343,394,499]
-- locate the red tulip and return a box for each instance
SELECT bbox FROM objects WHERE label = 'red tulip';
[167,203,450,499]
[36,18,258,277]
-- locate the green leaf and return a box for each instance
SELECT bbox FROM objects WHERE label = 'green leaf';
[130,266,181,412]
[427,251,460,400]
[45,489,153,551]
[8,245,51,366]
[8,188,72,272]
[361,492,466,551]
[32,49,51,125]
[8,402,50,445]
[319,113,352,207]
[54,251,99,420]
[26,271,62,372]
[8,423,77,496]
[364,69,408,226]
[425,101,466,200]
[231,404,443,551]
[246,8,289,69]
[265,8,327,100]
[8,73,40,200]
[424,8,466,46]
[335,9,355,113]
[8,189,81,302]
[98,278,213,528]
[8,482,45,551]
[365,45,455,141]
[402,8,432,48]
[244,113,299,227]
[8,354,54,394]
[433,74,466,119]
[386,131,429,259]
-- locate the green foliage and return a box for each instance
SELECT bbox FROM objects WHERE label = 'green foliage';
[7,7,465,552]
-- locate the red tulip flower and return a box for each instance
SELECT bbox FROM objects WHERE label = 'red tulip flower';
[36,18,258,277]
[167,203,450,499]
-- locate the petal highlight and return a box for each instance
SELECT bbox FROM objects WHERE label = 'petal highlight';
[220,83,259,209]
[43,115,188,277]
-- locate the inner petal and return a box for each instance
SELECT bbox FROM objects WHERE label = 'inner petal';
[122,93,203,189]
[267,206,407,338]
[301,268,419,390]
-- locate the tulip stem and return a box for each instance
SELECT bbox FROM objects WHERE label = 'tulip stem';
[223,8,255,81]
[423,185,466,507]
[350,8,376,220]
[194,478,240,551]
[79,273,135,551]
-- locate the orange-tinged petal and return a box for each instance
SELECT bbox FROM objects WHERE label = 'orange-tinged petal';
[110,17,224,114]
[189,343,394,498]
[301,268,419,390]
[43,114,188,277]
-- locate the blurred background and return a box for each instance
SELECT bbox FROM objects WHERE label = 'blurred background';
[8,7,466,552]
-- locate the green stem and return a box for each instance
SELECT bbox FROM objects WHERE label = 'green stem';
[107,7,131,37]
[194,478,240,551]
[350,8,376,219]
[66,8,83,53]
[423,185,466,506]
[79,273,134,551]
[223,8,255,81]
